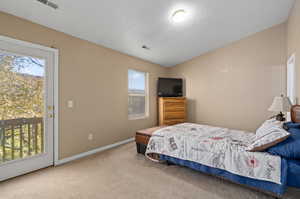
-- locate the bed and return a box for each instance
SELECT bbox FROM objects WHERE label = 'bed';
[145,122,300,198]
[287,159,300,188]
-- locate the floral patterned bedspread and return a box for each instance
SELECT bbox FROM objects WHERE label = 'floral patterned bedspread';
[146,123,282,184]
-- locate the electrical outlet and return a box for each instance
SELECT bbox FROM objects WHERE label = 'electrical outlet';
[88,133,93,141]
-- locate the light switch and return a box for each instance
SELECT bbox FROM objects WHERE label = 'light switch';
[88,133,93,141]
[67,100,74,108]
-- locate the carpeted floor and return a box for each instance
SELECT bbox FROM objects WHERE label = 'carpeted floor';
[0,142,299,199]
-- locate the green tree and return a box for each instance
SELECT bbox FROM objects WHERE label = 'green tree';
[0,55,44,120]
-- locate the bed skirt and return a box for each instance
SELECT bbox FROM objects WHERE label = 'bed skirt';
[160,155,288,197]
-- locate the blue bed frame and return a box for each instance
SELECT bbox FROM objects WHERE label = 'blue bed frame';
[160,155,288,197]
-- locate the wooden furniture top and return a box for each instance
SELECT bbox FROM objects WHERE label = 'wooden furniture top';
[158,97,186,99]
[136,126,167,137]
[135,126,167,147]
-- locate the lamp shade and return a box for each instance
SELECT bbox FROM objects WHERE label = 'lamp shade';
[268,96,292,112]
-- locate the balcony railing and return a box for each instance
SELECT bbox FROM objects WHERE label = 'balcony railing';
[0,117,44,164]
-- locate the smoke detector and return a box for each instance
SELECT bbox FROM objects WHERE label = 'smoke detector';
[142,45,150,50]
[36,0,59,9]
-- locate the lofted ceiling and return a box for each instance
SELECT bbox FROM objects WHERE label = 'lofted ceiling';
[0,0,295,66]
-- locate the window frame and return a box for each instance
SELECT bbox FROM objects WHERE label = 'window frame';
[287,54,296,105]
[128,69,149,120]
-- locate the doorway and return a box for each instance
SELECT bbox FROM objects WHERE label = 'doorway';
[0,36,58,181]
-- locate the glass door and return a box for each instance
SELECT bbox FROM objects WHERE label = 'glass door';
[0,38,54,181]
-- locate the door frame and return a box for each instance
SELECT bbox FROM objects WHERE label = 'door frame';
[0,35,60,166]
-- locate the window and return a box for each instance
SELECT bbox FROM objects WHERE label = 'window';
[128,69,148,119]
[287,54,296,104]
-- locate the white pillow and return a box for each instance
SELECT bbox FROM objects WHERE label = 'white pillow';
[255,119,283,139]
[247,126,290,152]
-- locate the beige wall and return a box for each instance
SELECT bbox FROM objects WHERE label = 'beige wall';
[168,23,287,131]
[0,8,293,159]
[0,12,168,159]
[287,0,300,101]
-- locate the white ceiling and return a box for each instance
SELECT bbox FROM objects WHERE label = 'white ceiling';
[0,0,295,66]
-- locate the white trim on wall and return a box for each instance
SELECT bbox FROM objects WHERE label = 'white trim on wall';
[0,36,58,53]
[0,35,60,166]
[55,138,134,166]
[53,48,59,165]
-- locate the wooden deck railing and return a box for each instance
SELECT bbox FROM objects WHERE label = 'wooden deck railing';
[0,117,44,163]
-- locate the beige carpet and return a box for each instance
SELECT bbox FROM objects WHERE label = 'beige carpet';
[0,142,300,199]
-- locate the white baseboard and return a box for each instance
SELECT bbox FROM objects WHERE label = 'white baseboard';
[55,137,135,166]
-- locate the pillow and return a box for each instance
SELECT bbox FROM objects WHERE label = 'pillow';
[267,122,300,159]
[284,122,300,129]
[247,126,290,152]
[255,118,283,139]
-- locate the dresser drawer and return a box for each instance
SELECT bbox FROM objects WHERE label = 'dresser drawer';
[164,101,185,107]
[164,111,185,120]
[164,119,185,125]
[164,105,185,112]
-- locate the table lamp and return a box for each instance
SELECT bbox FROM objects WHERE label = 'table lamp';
[268,95,292,121]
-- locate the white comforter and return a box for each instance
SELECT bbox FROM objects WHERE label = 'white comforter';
[146,123,282,184]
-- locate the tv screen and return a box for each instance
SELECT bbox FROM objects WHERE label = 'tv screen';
[157,78,183,97]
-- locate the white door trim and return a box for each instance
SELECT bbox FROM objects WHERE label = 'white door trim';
[0,35,60,166]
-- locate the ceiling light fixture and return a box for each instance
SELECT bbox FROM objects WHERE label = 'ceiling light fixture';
[172,9,187,23]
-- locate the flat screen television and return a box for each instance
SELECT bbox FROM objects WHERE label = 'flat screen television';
[157,78,183,97]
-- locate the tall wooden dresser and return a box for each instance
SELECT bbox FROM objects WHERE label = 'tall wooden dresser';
[158,97,187,126]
